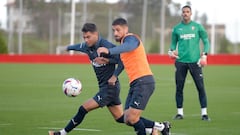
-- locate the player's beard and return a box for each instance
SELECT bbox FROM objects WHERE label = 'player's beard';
[114,36,121,42]
[182,15,190,23]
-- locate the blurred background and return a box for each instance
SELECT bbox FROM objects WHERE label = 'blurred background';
[0,0,239,54]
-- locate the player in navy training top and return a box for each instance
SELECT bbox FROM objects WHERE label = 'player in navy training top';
[48,23,124,135]
[67,35,123,87]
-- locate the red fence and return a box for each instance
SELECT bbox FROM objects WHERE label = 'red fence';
[0,54,239,65]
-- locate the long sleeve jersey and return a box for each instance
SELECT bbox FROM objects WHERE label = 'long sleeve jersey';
[170,21,210,63]
[67,36,123,87]
[109,34,153,83]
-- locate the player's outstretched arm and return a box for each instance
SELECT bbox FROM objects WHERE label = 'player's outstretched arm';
[66,43,87,53]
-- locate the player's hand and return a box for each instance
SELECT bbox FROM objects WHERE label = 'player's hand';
[65,45,69,51]
[197,54,207,67]
[108,75,117,86]
[93,57,109,64]
[168,50,179,59]
[97,47,109,56]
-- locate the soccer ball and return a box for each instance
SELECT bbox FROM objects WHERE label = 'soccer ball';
[62,78,82,97]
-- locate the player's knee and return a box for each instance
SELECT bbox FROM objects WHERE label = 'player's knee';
[124,117,138,126]
[124,111,140,125]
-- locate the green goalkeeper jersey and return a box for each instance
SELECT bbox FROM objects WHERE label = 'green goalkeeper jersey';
[170,21,210,63]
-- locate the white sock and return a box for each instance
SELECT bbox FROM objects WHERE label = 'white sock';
[177,108,183,116]
[154,122,165,131]
[201,108,207,116]
[145,128,152,134]
[60,129,67,135]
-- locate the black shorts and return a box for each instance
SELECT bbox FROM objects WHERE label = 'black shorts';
[93,81,121,107]
[125,75,155,110]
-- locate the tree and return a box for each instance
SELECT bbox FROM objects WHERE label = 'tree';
[0,31,7,54]
[200,13,208,25]
[218,36,232,53]
[15,0,69,39]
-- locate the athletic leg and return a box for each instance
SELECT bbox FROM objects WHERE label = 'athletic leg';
[107,94,155,134]
[188,63,210,121]
[107,83,154,133]
[124,76,170,135]
[190,63,210,121]
[108,104,124,121]
[64,98,99,133]
[124,108,168,135]
[125,108,146,135]
[114,112,161,134]
[175,62,188,113]
[49,98,99,135]
[188,63,207,108]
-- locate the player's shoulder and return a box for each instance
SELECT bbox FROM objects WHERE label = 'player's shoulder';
[124,33,139,41]
[172,22,183,30]
[98,37,116,48]
[190,21,203,27]
[79,42,88,49]
[174,22,183,27]
[126,33,139,38]
[171,23,180,33]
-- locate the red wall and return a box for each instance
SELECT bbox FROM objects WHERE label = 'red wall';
[0,54,90,64]
[0,54,239,65]
[147,54,240,65]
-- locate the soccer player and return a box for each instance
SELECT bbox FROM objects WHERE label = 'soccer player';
[168,5,210,121]
[49,23,165,135]
[48,23,124,135]
[97,18,171,135]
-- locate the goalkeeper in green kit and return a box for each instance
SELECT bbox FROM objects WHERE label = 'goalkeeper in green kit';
[168,5,210,121]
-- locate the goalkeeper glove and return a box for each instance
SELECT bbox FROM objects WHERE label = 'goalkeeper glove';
[168,50,179,59]
[197,53,207,67]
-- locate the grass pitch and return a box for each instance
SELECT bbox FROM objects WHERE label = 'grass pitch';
[0,63,240,135]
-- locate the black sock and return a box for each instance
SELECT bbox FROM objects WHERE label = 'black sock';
[133,120,146,135]
[64,106,88,132]
[140,117,154,128]
[116,115,124,123]
[116,115,154,129]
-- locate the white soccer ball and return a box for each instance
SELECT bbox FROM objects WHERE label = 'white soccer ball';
[62,78,82,97]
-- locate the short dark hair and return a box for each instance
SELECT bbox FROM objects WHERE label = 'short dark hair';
[81,23,97,33]
[182,5,191,11]
[112,18,128,26]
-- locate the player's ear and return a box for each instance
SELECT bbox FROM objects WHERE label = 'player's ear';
[123,26,128,33]
[94,31,99,35]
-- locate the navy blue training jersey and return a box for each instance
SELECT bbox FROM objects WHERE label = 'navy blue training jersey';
[67,37,123,87]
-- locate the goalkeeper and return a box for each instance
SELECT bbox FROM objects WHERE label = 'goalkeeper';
[168,5,210,121]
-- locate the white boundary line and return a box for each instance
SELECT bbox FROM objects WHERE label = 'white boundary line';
[38,127,101,132]
[171,133,188,135]
[0,123,12,126]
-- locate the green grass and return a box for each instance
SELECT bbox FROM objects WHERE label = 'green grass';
[0,63,240,135]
